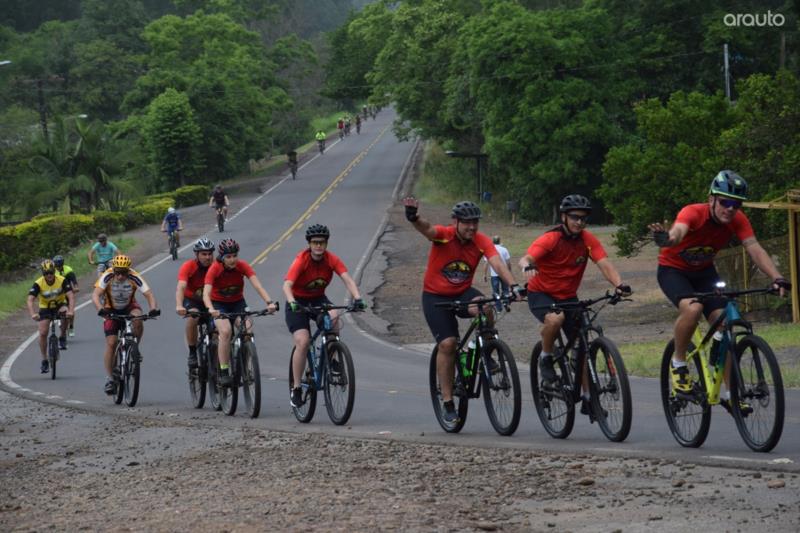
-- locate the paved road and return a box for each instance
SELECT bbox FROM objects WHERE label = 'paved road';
[4,110,799,472]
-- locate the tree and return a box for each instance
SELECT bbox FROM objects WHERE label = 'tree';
[70,39,140,121]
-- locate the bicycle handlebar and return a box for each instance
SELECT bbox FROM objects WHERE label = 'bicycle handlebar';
[527,291,628,313]
[217,305,279,319]
[433,293,524,310]
[103,313,158,321]
[677,286,779,302]
[291,302,362,313]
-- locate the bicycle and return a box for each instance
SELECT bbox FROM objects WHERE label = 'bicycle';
[660,284,785,452]
[213,206,225,232]
[214,307,276,418]
[185,311,216,409]
[42,302,64,380]
[106,312,158,407]
[289,160,298,180]
[166,229,180,260]
[289,303,358,425]
[529,292,632,442]
[317,139,326,154]
[338,128,344,141]
[429,295,522,435]
[93,259,111,276]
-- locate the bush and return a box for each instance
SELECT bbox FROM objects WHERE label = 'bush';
[173,185,208,207]
[131,198,174,224]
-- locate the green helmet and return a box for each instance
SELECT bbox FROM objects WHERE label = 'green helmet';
[709,171,748,200]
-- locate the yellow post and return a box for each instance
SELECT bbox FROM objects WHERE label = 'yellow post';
[789,210,799,323]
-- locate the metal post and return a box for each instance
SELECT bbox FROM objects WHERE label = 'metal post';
[724,43,731,104]
[790,210,799,322]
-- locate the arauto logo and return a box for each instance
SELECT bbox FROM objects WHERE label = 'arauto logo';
[723,11,785,27]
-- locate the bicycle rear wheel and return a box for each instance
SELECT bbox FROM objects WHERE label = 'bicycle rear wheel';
[207,343,222,411]
[48,334,58,380]
[588,337,632,442]
[240,341,261,419]
[289,347,316,423]
[124,343,141,407]
[220,351,238,416]
[530,342,574,439]
[731,335,784,452]
[660,340,710,448]
[429,345,468,433]
[480,339,521,436]
[190,344,207,408]
[324,341,355,425]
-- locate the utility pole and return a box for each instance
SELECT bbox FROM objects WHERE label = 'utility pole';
[780,32,786,70]
[723,43,731,104]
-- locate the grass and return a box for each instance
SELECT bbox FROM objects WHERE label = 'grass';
[0,236,135,319]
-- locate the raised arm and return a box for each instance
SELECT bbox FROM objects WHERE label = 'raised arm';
[648,220,689,248]
[402,197,438,240]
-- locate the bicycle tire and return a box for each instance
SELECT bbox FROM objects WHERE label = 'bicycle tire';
[220,349,238,416]
[530,341,575,439]
[730,335,784,452]
[124,343,141,407]
[324,341,355,425]
[170,237,178,261]
[48,334,59,380]
[240,341,261,419]
[480,339,521,436]
[217,213,224,233]
[428,345,468,433]
[660,339,710,448]
[589,337,632,442]
[190,343,207,408]
[289,347,317,423]
[207,342,221,411]
[113,345,124,405]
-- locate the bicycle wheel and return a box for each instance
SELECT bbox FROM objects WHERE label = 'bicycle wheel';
[220,349,238,416]
[207,342,221,411]
[428,345,468,433]
[730,335,784,452]
[170,237,178,260]
[217,213,224,233]
[48,334,58,380]
[480,339,521,436]
[289,347,317,423]
[124,343,141,407]
[588,337,632,442]
[113,346,124,405]
[240,341,261,419]
[530,342,575,439]
[190,343,207,409]
[324,341,355,425]
[660,340,710,448]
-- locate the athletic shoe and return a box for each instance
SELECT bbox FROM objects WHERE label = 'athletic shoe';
[720,397,753,417]
[443,400,459,424]
[290,387,304,408]
[538,356,557,384]
[104,378,115,395]
[670,364,693,394]
[40,360,49,374]
[58,337,67,350]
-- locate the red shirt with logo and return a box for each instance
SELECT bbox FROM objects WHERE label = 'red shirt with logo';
[658,203,754,271]
[204,259,255,302]
[526,227,607,299]
[423,225,498,296]
[285,249,347,299]
[178,259,210,301]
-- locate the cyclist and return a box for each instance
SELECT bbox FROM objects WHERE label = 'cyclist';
[519,194,631,413]
[88,233,120,275]
[92,255,159,394]
[648,171,789,409]
[403,197,522,424]
[161,206,183,249]
[53,254,78,337]
[287,150,298,178]
[315,130,327,153]
[175,238,215,369]
[283,224,367,408]
[27,259,75,373]
[209,185,229,221]
[202,239,278,387]
[483,236,511,312]
[355,114,362,134]
[337,118,345,140]
[362,105,368,120]
[344,114,351,136]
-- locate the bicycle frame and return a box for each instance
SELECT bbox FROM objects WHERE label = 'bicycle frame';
[306,313,338,391]
[454,310,502,399]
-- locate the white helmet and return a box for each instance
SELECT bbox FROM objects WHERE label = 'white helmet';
[167,207,175,214]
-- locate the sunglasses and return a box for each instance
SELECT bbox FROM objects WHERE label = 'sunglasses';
[718,198,742,209]
[566,213,589,223]
[309,239,328,246]
[113,269,129,276]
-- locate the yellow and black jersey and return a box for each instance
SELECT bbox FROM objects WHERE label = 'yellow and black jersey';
[29,274,73,308]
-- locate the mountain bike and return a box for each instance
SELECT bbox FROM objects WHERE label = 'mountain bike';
[661,284,785,452]
[338,128,344,140]
[530,292,632,442]
[215,308,276,418]
[318,139,326,154]
[356,121,361,134]
[93,259,111,276]
[429,295,522,435]
[185,311,216,409]
[107,312,158,407]
[289,160,298,180]
[289,302,359,425]
[213,206,225,232]
[166,229,180,260]
[42,302,65,380]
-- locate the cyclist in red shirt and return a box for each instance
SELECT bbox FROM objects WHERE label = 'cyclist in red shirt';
[519,194,630,411]
[648,171,789,401]
[202,238,278,386]
[282,224,366,408]
[175,238,215,369]
[403,197,521,424]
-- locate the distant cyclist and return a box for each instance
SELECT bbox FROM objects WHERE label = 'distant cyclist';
[315,130,327,153]
[53,254,78,337]
[175,238,215,369]
[88,233,120,275]
[161,207,183,249]
[355,114,362,134]
[287,150,298,179]
[337,118,345,140]
[209,185,229,221]
[27,259,75,372]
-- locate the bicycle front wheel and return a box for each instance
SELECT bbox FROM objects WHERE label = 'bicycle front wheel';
[289,347,316,423]
[217,213,224,233]
[48,334,59,380]
[113,346,124,405]
[240,342,261,419]
[190,344,207,409]
[731,335,784,452]
[124,343,141,407]
[530,342,574,439]
[480,339,521,436]
[588,337,632,442]
[660,340,710,448]
[324,341,355,425]
[429,345,468,433]
[220,353,238,416]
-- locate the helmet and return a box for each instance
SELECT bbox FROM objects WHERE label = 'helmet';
[305,224,330,242]
[111,255,132,269]
[97,233,107,242]
[167,207,175,214]
[709,170,748,200]
[451,201,482,220]
[218,238,239,258]
[492,236,500,244]
[52,255,64,267]
[214,184,222,191]
[193,238,215,253]
[559,194,592,213]
[41,259,56,274]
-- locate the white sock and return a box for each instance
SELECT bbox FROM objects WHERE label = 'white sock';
[540,352,552,359]
[721,390,730,401]
[671,359,687,368]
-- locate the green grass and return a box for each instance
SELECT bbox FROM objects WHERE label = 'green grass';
[0,236,135,319]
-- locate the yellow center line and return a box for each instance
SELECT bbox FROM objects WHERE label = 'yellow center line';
[253,124,390,265]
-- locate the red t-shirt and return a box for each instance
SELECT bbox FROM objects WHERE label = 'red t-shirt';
[526,227,607,300]
[204,259,255,302]
[285,249,348,299]
[658,203,754,271]
[423,225,498,296]
[178,259,209,301]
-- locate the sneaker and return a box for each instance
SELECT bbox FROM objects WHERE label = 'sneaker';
[538,356,557,384]
[104,378,115,395]
[290,387,304,408]
[58,337,67,350]
[218,368,232,387]
[720,397,753,417]
[187,353,198,369]
[443,400,459,424]
[40,359,49,374]
[68,328,75,338]
[670,364,693,394]
[580,398,608,422]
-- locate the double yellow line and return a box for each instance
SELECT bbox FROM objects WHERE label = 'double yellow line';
[252,124,390,265]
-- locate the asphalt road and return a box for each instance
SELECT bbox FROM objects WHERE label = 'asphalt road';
[4,109,799,473]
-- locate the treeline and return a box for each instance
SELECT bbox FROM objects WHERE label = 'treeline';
[326,0,800,255]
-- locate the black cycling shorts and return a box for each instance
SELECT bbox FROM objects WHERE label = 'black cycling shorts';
[285,296,333,334]
[657,265,726,318]
[526,291,580,339]
[38,306,67,321]
[422,287,483,344]
[211,299,247,326]
[183,297,207,312]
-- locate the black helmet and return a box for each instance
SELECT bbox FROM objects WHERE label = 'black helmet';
[709,170,748,200]
[193,238,215,253]
[217,238,239,259]
[52,255,65,267]
[451,201,482,220]
[559,194,592,213]
[305,224,330,241]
